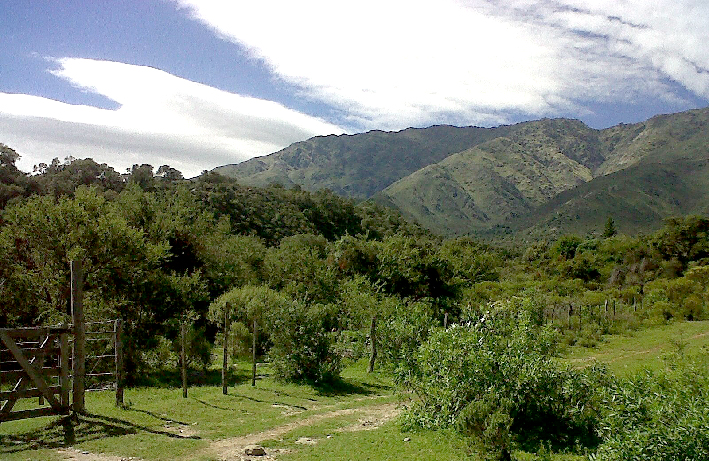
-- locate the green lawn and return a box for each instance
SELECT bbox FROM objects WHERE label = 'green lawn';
[1,359,412,461]
[564,319,709,375]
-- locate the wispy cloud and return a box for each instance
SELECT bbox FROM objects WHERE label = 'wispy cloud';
[1,58,343,177]
[176,0,708,129]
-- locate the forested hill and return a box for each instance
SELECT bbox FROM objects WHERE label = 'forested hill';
[213,125,510,199]
[214,107,709,237]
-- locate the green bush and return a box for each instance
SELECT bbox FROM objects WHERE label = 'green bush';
[593,354,709,461]
[266,301,342,383]
[399,304,604,460]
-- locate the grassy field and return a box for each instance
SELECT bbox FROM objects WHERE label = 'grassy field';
[3,321,708,461]
[564,319,709,375]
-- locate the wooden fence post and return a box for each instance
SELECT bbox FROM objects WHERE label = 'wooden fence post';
[181,321,188,398]
[222,304,230,395]
[60,327,70,412]
[114,319,124,407]
[38,331,46,406]
[251,319,257,387]
[71,260,86,413]
[367,316,377,373]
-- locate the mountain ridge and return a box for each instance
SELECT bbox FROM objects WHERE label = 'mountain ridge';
[213,107,709,237]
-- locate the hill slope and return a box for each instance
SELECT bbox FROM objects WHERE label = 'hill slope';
[378,108,709,236]
[214,107,709,237]
[214,125,509,199]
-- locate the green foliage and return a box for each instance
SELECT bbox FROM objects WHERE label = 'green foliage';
[266,300,342,383]
[602,217,617,238]
[377,298,433,370]
[593,354,709,461]
[400,301,603,460]
[652,215,709,271]
[552,235,583,260]
[264,234,338,304]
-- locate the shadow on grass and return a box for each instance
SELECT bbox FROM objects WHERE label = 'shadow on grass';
[313,377,392,397]
[128,407,192,425]
[0,411,200,455]
[130,367,251,388]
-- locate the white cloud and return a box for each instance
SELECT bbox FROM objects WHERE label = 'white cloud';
[0,58,343,177]
[175,0,708,129]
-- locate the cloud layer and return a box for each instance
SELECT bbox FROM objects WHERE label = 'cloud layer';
[176,0,709,129]
[1,58,343,177]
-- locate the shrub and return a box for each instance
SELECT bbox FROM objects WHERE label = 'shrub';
[399,305,604,460]
[593,354,709,461]
[266,301,342,383]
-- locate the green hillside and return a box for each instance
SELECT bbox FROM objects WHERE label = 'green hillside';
[214,125,508,199]
[380,108,709,236]
[377,119,599,235]
[514,158,709,238]
[214,107,709,237]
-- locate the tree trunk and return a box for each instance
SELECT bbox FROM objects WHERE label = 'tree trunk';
[367,316,377,373]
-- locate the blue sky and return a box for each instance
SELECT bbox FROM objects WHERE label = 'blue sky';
[1,0,708,178]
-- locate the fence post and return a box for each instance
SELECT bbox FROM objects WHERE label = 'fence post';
[367,316,377,373]
[60,328,70,412]
[222,303,230,395]
[252,319,257,387]
[71,260,86,413]
[38,330,46,406]
[181,321,188,398]
[114,319,124,407]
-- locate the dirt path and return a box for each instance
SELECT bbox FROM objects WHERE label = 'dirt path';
[58,447,142,461]
[56,401,400,461]
[205,401,400,461]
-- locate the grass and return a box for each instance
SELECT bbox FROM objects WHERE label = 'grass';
[1,359,408,461]
[5,322,705,461]
[564,319,709,375]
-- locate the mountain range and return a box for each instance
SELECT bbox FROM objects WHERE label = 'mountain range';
[214,107,709,238]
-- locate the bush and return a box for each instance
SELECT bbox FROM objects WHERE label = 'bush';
[266,301,342,383]
[399,305,604,460]
[593,354,709,461]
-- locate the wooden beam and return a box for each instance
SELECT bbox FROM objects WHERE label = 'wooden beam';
[0,406,68,423]
[0,386,62,401]
[114,319,123,407]
[0,331,61,410]
[1,367,62,381]
[60,331,70,411]
[0,327,71,338]
[222,303,229,395]
[0,336,50,416]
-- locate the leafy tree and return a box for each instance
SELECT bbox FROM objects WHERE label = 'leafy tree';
[652,216,709,271]
[266,300,342,383]
[0,143,36,208]
[551,235,583,260]
[0,186,178,374]
[156,164,184,182]
[602,216,617,238]
[128,164,155,190]
[34,157,124,197]
[264,234,338,304]
[376,234,454,301]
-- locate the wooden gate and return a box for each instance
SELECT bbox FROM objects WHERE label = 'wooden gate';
[0,326,71,423]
